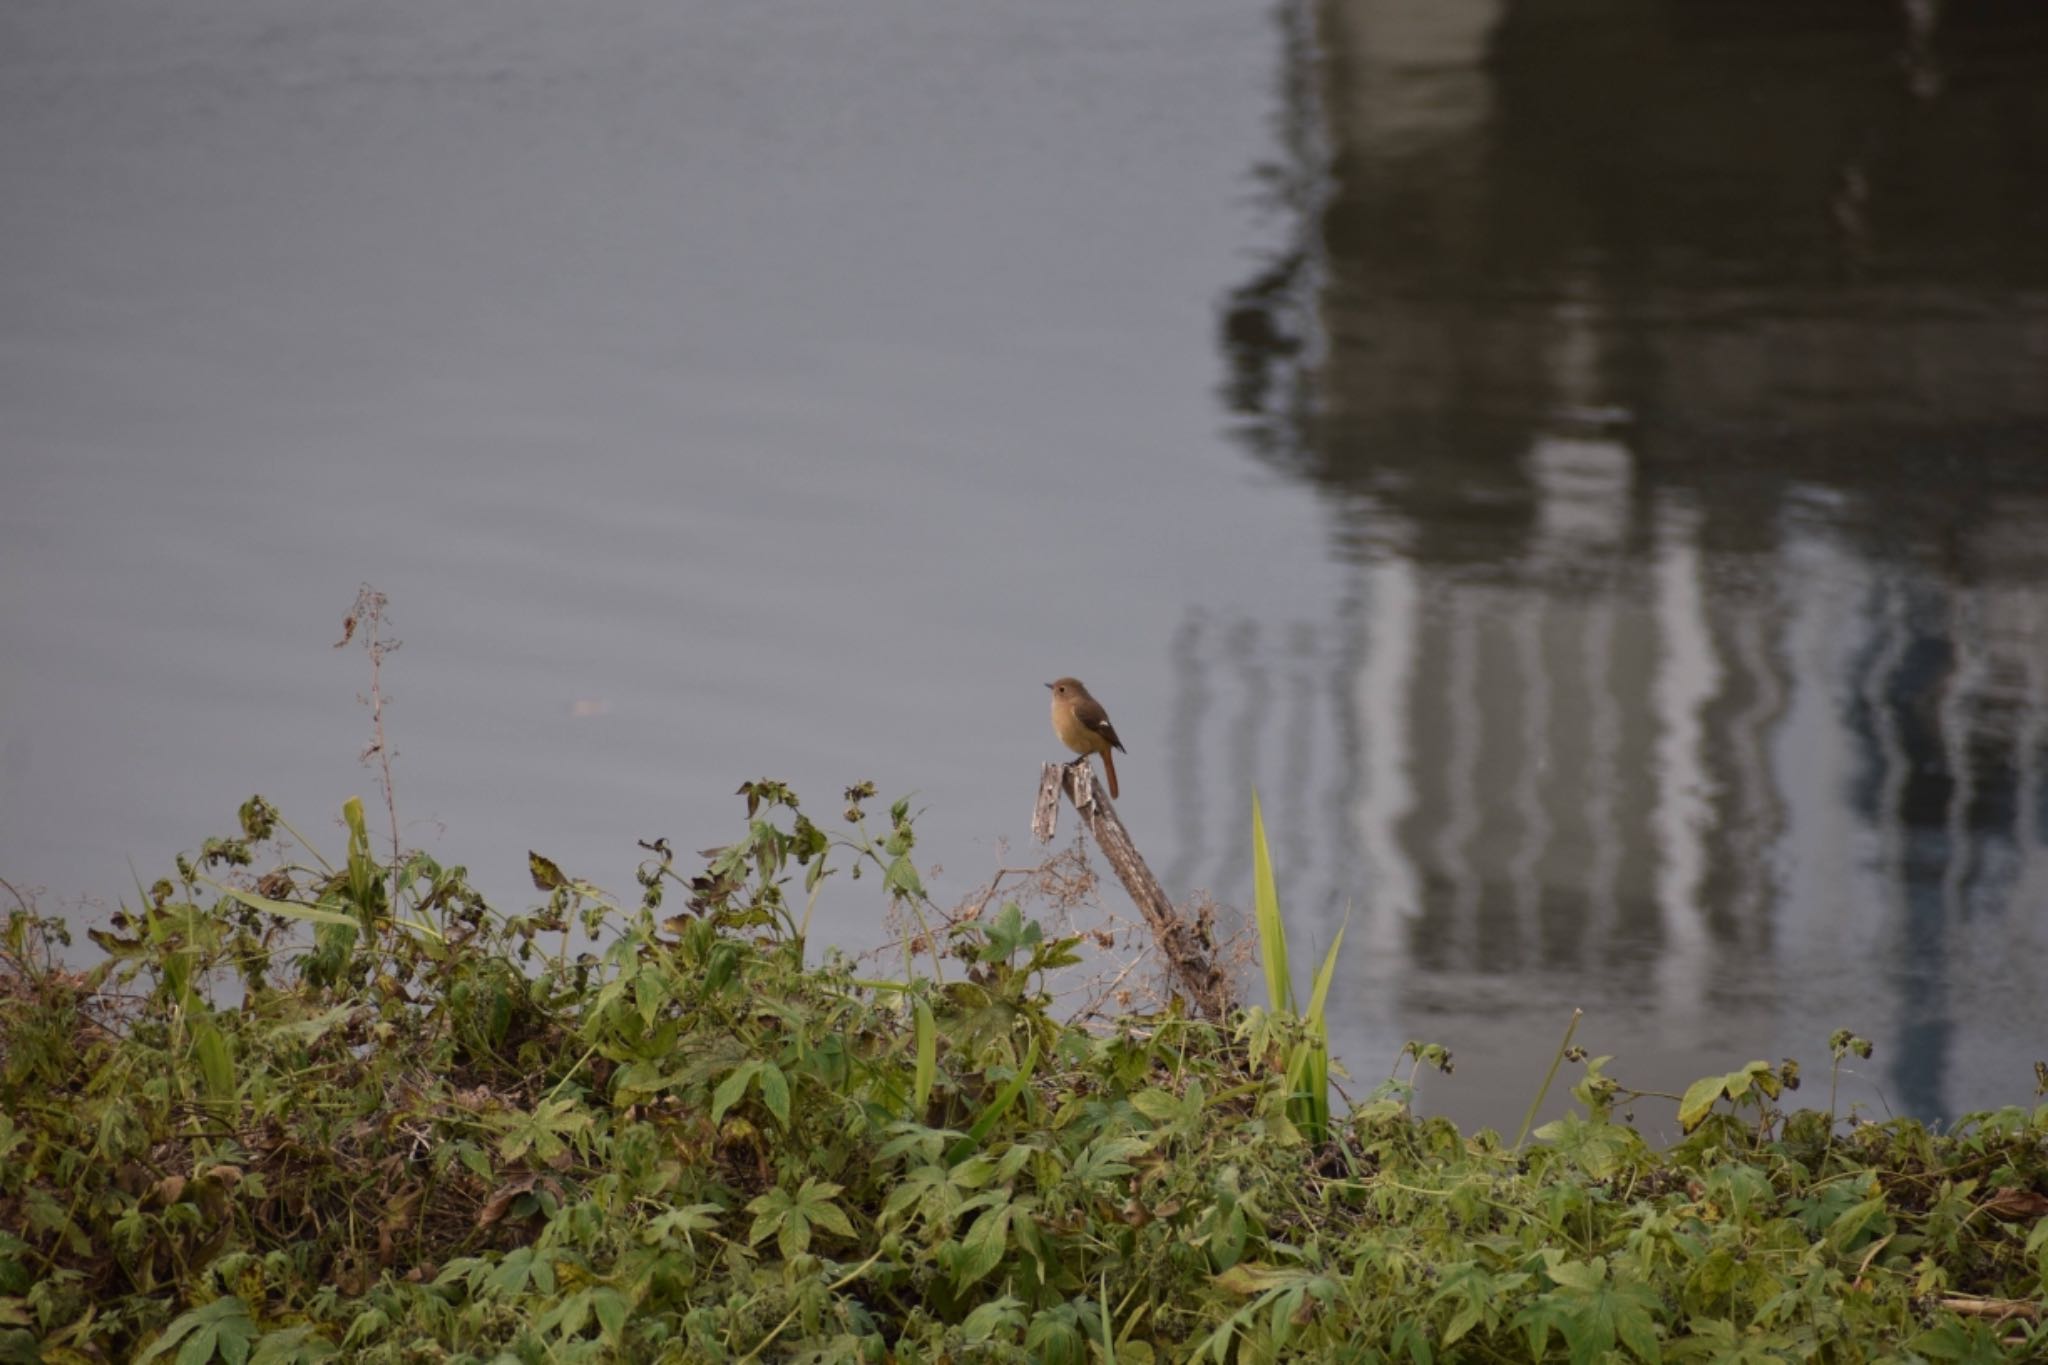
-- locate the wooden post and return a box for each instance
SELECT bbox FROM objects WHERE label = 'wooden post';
[1032,762,1235,1021]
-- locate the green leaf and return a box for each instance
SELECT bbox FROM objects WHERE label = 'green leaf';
[483,1247,553,1298]
[1824,1195,1890,1254]
[1614,1294,1662,1363]
[806,1198,855,1241]
[590,1287,627,1344]
[956,1201,1015,1289]
[1547,1256,1607,1292]
[959,1295,1025,1344]
[1908,1317,2008,1362]
[1130,1088,1187,1124]
[645,1203,722,1250]
[634,969,666,1027]
[249,1325,340,1364]
[745,1189,793,1250]
[1069,1134,1152,1186]
[757,1062,791,1128]
[794,1178,853,1243]
[140,1298,257,1365]
[884,854,925,900]
[265,1004,355,1047]
[1677,1074,1726,1132]
[712,1062,761,1125]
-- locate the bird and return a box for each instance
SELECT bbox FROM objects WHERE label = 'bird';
[1047,677,1126,798]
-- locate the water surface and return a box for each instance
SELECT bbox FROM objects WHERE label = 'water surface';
[5,0,2047,1130]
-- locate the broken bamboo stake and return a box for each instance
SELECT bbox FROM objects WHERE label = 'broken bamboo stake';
[1032,761,1235,1021]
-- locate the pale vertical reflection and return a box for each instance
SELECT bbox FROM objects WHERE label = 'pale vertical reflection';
[1854,572,1915,1085]
[1865,581,1914,903]
[1525,429,1633,967]
[1939,591,1983,920]
[1280,624,1320,885]
[1724,608,1787,950]
[1771,515,1873,964]
[1507,594,1546,965]
[1582,598,1623,964]
[1650,500,1718,1012]
[1351,553,1422,959]
[2018,613,2048,902]
[2013,596,2048,961]
[1325,587,1370,920]
[1529,438,1634,550]
[1436,592,1485,962]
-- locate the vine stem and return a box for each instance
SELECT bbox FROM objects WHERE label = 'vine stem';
[1514,1008,1583,1152]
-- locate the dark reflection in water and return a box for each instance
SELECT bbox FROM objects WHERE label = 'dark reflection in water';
[1206,0,2048,1123]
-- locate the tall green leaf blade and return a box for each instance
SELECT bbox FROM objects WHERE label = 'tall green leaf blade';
[190,1016,237,1103]
[1303,909,1348,1033]
[1251,790,1291,1013]
[1292,907,1349,1142]
[947,1037,1039,1166]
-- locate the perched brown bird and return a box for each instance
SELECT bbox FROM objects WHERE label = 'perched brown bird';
[1047,677,1126,798]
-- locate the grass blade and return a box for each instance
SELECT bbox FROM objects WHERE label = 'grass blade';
[947,1036,1039,1165]
[1251,790,1291,1013]
[199,877,358,929]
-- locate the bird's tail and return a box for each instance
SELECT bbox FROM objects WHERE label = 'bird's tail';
[1101,749,1119,799]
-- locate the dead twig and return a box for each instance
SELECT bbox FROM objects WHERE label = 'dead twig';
[1032,762,1235,1021]
[1937,1294,2040,1325]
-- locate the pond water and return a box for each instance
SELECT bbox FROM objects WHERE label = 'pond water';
[5,0,2047,1133]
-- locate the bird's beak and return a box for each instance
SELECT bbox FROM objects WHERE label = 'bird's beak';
[1044,682,1054,690]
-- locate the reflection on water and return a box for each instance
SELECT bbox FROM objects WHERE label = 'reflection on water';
[1206,0,2048,1123]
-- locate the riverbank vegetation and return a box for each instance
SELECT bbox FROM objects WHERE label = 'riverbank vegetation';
[4,783,2047,1362]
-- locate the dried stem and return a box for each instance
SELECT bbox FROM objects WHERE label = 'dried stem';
[1032,761,1235,1020]
[336,586,404,868]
